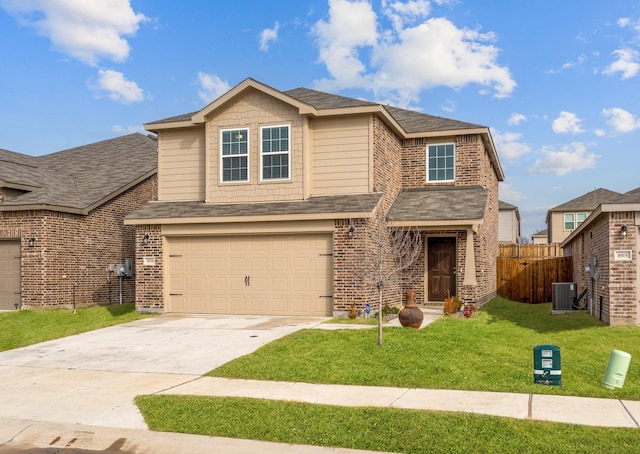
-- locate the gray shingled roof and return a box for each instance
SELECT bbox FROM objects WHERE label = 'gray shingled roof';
[0,133,157,212]
[548,188,622,212]
[387,186,487,222]
[146,85,486,134]
[126,193,383,221]
[384,105,485,133]
[499,200,517,210]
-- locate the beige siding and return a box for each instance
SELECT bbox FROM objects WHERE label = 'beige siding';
[206,89,305,203]
[549,211,592,244]
[158,128,205,202]
[311,116,370,195]
[498,210,515,243]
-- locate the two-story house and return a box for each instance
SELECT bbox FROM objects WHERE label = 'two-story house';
[125,78,503,316]
[498,200,520,244]
[545,188,622,244]
[561,187,640,326]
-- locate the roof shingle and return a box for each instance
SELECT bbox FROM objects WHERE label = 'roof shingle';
[0,133,157,212]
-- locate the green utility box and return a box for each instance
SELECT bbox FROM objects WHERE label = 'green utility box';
[533,344,562,386]
[602,350,632,389]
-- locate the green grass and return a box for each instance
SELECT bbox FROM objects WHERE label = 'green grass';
[210,297,640,399]
[136,395,640,453]
[0,303,152,351]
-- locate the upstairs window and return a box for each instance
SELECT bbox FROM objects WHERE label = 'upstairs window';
[564,213,575,230]
[427,144,455,182]
[564,212,587,230]
[221,128,249,182]
[261,125,290,180]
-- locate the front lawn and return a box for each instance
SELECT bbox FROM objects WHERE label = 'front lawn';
[137,297,640,451]
[0,303,152,351]
[136,396,640,453]
[210,297,640,399]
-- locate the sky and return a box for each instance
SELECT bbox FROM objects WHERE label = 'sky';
[1,0,639,238]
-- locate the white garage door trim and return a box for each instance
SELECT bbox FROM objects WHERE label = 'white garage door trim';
[166,234,333,316]
[0,240,21,311]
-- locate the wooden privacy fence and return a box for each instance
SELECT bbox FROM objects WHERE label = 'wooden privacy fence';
[497,244,572,304]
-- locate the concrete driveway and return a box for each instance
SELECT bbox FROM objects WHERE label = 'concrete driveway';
[0,314,327,429]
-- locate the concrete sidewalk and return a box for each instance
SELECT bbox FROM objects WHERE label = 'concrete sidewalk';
[0,310,638,453]
[162,377,640,428]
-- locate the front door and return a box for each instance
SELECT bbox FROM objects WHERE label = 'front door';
[427,237,456,302]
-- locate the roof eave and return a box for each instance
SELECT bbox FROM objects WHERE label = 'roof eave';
[387,218,483,228]
[124,210,374,226]
[0,203,85,215]
[144,120,196,132]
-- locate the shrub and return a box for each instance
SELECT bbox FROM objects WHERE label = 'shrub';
[443,294,463,316]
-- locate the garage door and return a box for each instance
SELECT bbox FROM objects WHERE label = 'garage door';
[167,234,333,315]
[0,241,21,311]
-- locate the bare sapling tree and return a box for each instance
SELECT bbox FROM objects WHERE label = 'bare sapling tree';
[357,220,423,346]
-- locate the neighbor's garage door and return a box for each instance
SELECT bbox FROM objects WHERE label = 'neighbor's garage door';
[167,234,333,316]
[0,240,20,311]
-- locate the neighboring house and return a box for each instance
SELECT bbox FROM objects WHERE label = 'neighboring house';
[531,229,548,245]
[498,200,520,243]
[0,134,158,311]
[561,187,640,326]
[125,78,504,316]
[545,188,622,244]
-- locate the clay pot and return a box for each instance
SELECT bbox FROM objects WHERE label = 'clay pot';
[398,290,423,329]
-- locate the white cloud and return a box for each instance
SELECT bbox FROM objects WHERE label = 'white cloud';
[499,179,526,202]
[440,99,455,113]
[604,48,640,79]
[382,0,431,32]
[113,124,145,134]
[312,0,515,106]
[312,0,378,89]
[552,111,584,134]
[507,113,526,126]
[602,107,640,132]
[493,131,531,160]
[1,0,147,66]
[259,21,280,52]
[197,72,231,103]
[529,142,598,176]
[91,69,144,103]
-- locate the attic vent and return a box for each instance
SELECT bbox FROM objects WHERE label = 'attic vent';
[403,138,427,147]
[458,134,476,143]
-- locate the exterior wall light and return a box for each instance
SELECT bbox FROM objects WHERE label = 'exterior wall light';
[142,233,150,245]
[27,237,35,247]
[621,225,628,237]
[348,226,355,238]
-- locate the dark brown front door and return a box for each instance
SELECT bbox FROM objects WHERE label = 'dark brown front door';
[428,237,456,301]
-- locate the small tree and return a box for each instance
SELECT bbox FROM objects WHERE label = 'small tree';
[356,219,423,346]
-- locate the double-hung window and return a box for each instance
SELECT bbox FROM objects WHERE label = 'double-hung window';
[261,125,290,181]
[564,212,587,230]
[427,144,455,182]
[221,128,249,182]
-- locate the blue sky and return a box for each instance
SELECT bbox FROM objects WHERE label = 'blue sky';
[1,0,639,238]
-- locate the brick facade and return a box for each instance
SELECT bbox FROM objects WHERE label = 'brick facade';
[0,175,157,310]
[332,122,499,315]
[132,82,501,316]
[565,211,638,326]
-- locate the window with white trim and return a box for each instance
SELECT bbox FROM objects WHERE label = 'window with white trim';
[261,125,290,180]
[427,143,455,182]
[564,212,587,230]
[221,128,249,182]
